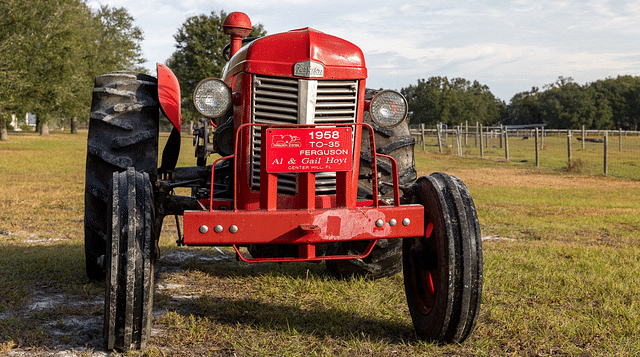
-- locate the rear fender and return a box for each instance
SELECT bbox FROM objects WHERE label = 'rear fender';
[157,63,182,132]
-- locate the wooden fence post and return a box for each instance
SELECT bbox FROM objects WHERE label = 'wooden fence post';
[456,128,462,155]
[535,128,540,167]
[504,129,509,161]
[619,128,622,151]
[437,124,443,153]
[479,124,484,158]
[581,125,586,149]
[567,130,572,165]
[420,123,425,151]
[604,131,609,175]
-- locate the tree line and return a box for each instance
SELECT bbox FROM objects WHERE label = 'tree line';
[0,0,144,139]
[3,3,639,141]
[402,75,640,131]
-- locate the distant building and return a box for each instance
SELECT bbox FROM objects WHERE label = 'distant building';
[9,113,36,131]
[26,113,36,126]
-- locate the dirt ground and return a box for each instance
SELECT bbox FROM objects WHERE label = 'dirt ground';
[2,247,240,356]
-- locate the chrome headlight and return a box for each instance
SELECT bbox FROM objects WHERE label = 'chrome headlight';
[193,78,232,118]
[369,90,408,128]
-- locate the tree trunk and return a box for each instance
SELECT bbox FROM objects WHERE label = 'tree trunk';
[40,121,49,136]
[70,117,78,134]
[0,115,8,141]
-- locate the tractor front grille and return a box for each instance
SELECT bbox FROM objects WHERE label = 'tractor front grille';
[251,75,359,194]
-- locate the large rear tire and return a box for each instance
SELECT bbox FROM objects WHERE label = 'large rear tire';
[357,89,417,198]
[325,89,416,279]
[84,72,159,280]
[105,168,155,351]
[403,173,482,343]
[324,238,403,279]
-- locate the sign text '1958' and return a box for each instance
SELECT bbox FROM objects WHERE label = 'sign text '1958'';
[265,127,353,173]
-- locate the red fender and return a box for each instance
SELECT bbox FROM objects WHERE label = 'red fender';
[157,63,182,133]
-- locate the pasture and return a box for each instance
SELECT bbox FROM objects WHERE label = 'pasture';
[0,131,639,356]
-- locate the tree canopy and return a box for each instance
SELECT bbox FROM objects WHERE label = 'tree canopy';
[0,0,145,137]
[401,77,505,127]
[166,10,266,123]
[406,75,640,131]
[504,76,639,130]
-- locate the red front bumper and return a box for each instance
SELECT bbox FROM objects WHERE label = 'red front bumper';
[182,204,424,262]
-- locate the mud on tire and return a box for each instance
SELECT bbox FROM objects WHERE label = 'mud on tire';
[84,72,159,280]
[105,168,155,351]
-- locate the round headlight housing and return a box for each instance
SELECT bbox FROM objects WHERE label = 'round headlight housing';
[193,78,232,118]
[368,90,408,128]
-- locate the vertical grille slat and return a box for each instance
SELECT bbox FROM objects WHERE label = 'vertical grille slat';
[251,75,358,194]
[315,81,358,124]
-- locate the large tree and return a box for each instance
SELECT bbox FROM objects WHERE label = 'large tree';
[166,10,266,123]
[538,77,612,129]
[0,0,31,139]
[401,77,502,126]
[589,76,640,130]
[504,87,542,126]
[0,0,145,137]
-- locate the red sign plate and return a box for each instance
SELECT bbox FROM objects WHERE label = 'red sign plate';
[265,127,353,173]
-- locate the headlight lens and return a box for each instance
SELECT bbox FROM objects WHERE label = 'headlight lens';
[193,78,232,118]
[369,90,408,128]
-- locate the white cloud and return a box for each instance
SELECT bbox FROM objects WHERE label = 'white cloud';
[86,0,640,101]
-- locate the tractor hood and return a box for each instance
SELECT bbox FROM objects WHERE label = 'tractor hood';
[221,28,367,81]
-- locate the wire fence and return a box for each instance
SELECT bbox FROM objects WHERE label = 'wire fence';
[410,123,640,180]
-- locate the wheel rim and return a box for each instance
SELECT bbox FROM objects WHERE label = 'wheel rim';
[407,220,440,315]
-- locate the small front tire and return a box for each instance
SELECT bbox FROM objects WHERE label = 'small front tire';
[403,173,483,343]
[104,168,155,351]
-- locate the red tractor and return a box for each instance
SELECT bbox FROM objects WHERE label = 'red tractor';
[84,12,482,351]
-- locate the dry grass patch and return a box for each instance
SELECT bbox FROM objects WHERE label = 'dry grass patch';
[2,132,640,356]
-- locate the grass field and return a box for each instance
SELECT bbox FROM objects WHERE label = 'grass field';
[1,130,639,356]
[419,130,640,179]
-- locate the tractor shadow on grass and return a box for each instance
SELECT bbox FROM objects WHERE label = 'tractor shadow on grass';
[152,247,418,348]
[0,242,417,355]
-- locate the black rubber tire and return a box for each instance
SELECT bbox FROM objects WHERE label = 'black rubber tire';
[403,173,483,343]
[324,239,403,279]
[104,168,155,351]
[325,89,416,279]
[84,71,159,280]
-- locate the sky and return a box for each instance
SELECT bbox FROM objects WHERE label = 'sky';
[86,0,640,102]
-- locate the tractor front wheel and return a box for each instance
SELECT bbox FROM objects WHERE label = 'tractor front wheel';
[104,168,155,351]
[403,173,483,343]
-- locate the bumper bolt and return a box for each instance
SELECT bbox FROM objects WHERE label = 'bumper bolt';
[402,218,411,226]
[199,225,209,234]
[389,219,397,226]
[214,225,223,233]
[229,225,238,233]
[375,219,384,227]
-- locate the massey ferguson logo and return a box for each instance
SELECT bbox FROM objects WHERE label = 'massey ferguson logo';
[294,60,324,78]
[271,134,301,148]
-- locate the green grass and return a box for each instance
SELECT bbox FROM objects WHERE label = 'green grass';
[1,130,640,356]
